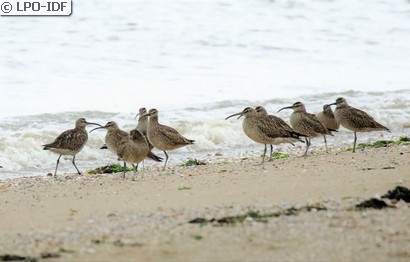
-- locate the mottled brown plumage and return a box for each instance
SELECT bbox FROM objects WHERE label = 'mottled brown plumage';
[278,102,334,156]
[43,118,100,177]
[145,108,195,170]
[90,121,151,178]
[226,106,304,163]
[117,129,150,180]
[135,107,148,134]
[316,104,340,130]
[91,121,129,156]
[330,97,390,152]
[133,107,162,163]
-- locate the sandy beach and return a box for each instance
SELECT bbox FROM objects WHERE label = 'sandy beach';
[1,144,409,261]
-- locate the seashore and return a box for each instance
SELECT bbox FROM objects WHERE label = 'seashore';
[0,144,409,261]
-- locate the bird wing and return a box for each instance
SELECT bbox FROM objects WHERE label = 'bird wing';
[301,113,329,134]
[257,116,293,138]
[349,107,388,129]
[159,124,192,145]
[43,128,87,150]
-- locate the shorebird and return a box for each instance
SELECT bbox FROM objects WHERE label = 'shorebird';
[144,108,195,170]
[91,121,130,156]
[133,107,163,163]
[226,106,305,163]
[135,107,149,135]
[316,104,340,131]
[278,102,335,157]
[43,118,101,177]
[117,129,150,179]
[329,97,390,152]
[90,121,151,178]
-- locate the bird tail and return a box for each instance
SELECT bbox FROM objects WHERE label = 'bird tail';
[147,151,163,162]
[43,144,52,150]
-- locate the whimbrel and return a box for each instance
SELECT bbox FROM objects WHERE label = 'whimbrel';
[117,129,150,180]
[90,121,128,175]
[133,107,163,163]
[329,97,390,152]
[43,118,100,177]
[90,121,129,156]
[278,102,335,157]
[144,108,195,170]
[314,104,340,152]
[135,107,148,134]
[316,104,340,130]
[226,107,305,163]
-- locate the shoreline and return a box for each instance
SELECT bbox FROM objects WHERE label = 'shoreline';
[0,144,409,261]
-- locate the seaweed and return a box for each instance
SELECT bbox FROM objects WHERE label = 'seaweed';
[181,159,207,167]
[382,186,410,202]
[189,205,326,226]
[270,152,290,159]
[87,163,135,174]
[355,198,391,209]
[348,136,410,151]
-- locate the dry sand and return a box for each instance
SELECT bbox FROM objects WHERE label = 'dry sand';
[0,144,409,261]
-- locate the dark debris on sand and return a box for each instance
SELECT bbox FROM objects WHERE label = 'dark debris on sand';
[355,186,410,210]
[382,186,410,203]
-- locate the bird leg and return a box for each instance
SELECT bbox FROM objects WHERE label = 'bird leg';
[260,144,267,164]
[323,135,328,153]
[132,164,138,181]
[302,137,311,157]
[122,162,127,178]
[353,132,357,153]
[163,151,169,171]
[54,155,62,177]
[268,144,274,162]
[72,155,81,175]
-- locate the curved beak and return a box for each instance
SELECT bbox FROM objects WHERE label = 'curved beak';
[134,113,139,120]
[142,112,151,118]
[277,106,293,113]
[85,121,102,127]
[89,125,106,133]
[225,112,243,120]
[328,102,337,106]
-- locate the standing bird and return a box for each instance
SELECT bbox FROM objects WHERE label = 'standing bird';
[329,97,390,152]
[135,107,149,134]
[43,118,101,177]
[133,107,163,163]
[117,129,150,180]
[316,104,340,131]
[144,108,195,170]
[226,107,305,163]
[278,102,335,157]
[314,104,340,152]
[90,121,150,178]
[91,121,130,156]
[90,121,129,176]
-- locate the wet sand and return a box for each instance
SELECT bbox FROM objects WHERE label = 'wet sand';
[0,144,409,261]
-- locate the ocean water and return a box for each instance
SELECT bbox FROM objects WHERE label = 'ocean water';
[1,0,409,179]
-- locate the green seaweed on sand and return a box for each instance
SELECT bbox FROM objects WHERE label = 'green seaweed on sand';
[270,152,290,159]
[87,164,136,174]
[181,159,207,167]
[346,136,410,151]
